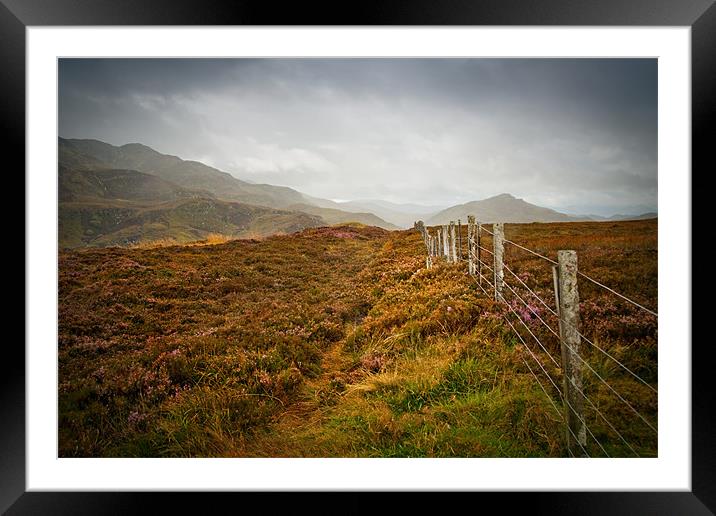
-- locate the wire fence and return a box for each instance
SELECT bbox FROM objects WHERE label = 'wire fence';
[414,219,658,458]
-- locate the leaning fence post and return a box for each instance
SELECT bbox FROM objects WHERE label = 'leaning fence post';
[416,220,431,269]
[449,221,457,263]
[554,250,586,456]
[493,223,504,300]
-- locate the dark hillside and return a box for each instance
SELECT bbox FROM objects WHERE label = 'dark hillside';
[59,198,324,248]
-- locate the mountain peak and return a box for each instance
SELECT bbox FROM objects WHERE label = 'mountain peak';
[120,142,162,155]
[490,193,517,201]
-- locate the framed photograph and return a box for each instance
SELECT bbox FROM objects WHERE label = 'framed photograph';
[7,0,712,512]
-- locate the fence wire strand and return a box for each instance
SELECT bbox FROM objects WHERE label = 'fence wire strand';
[502,262,559,318]
[520,356,563,421]
[501,279,561,339]
[500,289,561,369]
[477,245,494,257]
[577,270,658,317]
[572,380,640,457]
[560,336,658,434]
[503,238,558,265]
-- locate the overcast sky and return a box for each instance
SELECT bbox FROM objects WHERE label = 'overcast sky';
[59,58,657,216]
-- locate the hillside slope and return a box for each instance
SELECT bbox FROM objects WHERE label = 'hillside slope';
[287,203,398,230]
[59,165,214,203]
[61,138,324,209]
[59,197,323,248]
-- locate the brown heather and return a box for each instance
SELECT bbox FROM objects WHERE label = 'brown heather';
[58,219,657,457]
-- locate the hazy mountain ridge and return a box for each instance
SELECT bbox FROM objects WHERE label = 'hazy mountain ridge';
[583,212,658,222]
[337,199,444,228]
[341,198,445,215]
[287,203,399,230]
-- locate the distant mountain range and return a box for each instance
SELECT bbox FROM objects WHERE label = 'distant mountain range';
[338,195,656,228]
[578,212,659,222]
[425,193,656,226]
[57,137,656,248]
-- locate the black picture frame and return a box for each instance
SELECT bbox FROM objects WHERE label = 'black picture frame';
[4,0,712,513]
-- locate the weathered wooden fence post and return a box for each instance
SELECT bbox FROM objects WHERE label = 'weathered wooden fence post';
[415,220,426,241]
[493,223,504,300]
[467,215,475,275]
[415,220,431,269]
[436,226,440,257]
[554,250,586,456]
[442,225,449,258]
[477,221,482,285]
[457,219,462,260]
[449,221,457,263]
[446,223,451,261]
